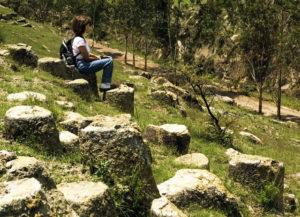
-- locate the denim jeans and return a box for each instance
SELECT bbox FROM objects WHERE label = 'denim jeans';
[76,57,113,83]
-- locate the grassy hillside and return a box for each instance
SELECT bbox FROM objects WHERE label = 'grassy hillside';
[0,11,299,217]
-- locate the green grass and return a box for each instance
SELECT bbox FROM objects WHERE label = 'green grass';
[0,5,15,15]
[0,7,299,216]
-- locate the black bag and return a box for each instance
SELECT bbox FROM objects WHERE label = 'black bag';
[59,35,83,66]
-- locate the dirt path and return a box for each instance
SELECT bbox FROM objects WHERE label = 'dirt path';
[87,39,161,72]
[89,39,300,123]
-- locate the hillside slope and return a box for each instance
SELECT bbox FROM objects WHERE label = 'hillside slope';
[0,8,299,217]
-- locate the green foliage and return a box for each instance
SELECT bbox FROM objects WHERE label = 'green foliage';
[259,183,280,211]
[0,30,3,43]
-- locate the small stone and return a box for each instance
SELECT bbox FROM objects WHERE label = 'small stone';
[141,71,152,79]
[226,148,284,211]
[59,131,79,150]
[0,150,17,162]
[129,75,148,80]
[151,76,170,85]
[151,90,178,107]
[21,23,33,28]
[0,49,9,57]
[55,100,75,110]
[60,112,92,135]
[215,95,234,105]
[143,124,190,154]
[284,193,297,213]
[158,169,241,216]
[57,181,117,217]
[175,153,209,169]
[67,79,90,101]
[7,91,47,102]
[106,84,134,114]
[151,197,187,217]
[239,131,262,145]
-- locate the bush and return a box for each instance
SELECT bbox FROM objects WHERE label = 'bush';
[259,183,280,211]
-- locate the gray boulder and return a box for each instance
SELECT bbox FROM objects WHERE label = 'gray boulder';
[38,57,66,78]
[5,156,55,189]
[59,131,79,150]
[7,91,47,102]
[151,197,187,217]
[226,148,284,211]
[106,84,134,114]
[158,169,241,216]
[79,114,159,209]
[0,150,17,162]
[151,90,178,107]
[143,124,190,154]
[60,112,92,135]
[239,131,262,145]
[57,181,116,217]
[284,193,297,213]
[175,153,209,170]
[151,76,170,85]
[7,44,38,67]
[4,106,62,152]
[67,79,91,101]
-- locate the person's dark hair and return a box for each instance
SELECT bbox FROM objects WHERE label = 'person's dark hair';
[71,16,92,36]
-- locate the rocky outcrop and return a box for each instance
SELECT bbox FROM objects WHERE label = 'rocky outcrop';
[226,148,284,211]
[79,114,159,210]
[106,84,134,114]
[7,44,38,67]
[60,112,92,135]
[4,106,61,152]
[59,131,79,150]
[143,124,190,154]
[7,91,47,102]
[67,79,91,101]
[158,169,241,216]
[5,156,55,189]
[151,197,187,217]
[239,131,262,145]
[175,153,209,170]
[57,181,116,217]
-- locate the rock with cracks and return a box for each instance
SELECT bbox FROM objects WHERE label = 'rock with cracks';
[151,196,187,217]
[143,124,190,154]
[67,79,91,101]
[0,178,47,216]
[5,156,55,189]
[4,106,61,152]
[7,44,38,67]
[106,84,134,114]
[7,91,46,102]
[158,169,241,216]
[79,114,159,211]
[57,181,116,217]
[175,153,209,170]
[226,148,284,211]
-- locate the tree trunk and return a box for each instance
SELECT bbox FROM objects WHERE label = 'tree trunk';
[125,34,128,64]
[258,82,263,114]
[132,32,135,67]
[277,69,282,119]
[92,0,96,49]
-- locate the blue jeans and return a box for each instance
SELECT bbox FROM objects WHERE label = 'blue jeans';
[76,57,113,83]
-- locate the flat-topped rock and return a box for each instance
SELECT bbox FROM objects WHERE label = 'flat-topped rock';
[59,131,79,150]
[5,156,55,189]
[7,91,46,102]
[239,131,262,144]
[151,90,178,107]
[38,57,66,78]
[143,124,190,154]
[79,114,159,211]
[60,112,92,135]
[4,106,61,152]
[55,100,75,110]
[158,169,241,216]
[106,84,134,114]
[175,153,209,170]
[226,148,284,211]
[7,44,38,67]
[151,197,187,217]
[0,150,17,162]
[67,79,90,101]
[57,181,116,217]
[0,178,45,216]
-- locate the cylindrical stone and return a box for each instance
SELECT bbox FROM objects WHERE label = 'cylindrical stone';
[67,79,90,101]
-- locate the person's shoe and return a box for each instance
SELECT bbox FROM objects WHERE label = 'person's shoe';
[100,83,111,90]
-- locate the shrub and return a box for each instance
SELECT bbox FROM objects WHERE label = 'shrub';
[259,183,280,211]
